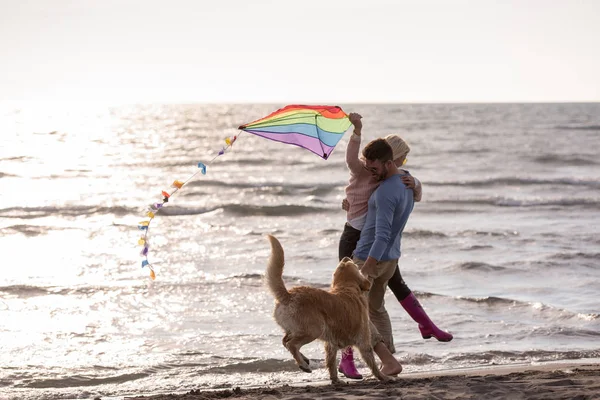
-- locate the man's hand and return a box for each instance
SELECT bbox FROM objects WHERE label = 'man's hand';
[360,257,378,279]
[342,198,349,211]
[401,175,415,189]
[348,113,362,134]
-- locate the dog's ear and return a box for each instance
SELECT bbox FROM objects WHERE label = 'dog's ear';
[340,256,352,263]
[359,278,371,292]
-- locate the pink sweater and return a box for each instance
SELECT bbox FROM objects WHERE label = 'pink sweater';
[344,133,422,222]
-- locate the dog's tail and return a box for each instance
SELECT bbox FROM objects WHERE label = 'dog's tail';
[265,234,291,304]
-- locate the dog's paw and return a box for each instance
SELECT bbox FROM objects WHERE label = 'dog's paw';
[299,365,312,373]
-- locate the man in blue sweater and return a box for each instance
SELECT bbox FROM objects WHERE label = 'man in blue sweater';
[353,138,415,368]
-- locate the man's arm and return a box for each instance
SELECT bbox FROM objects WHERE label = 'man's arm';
[360,186,397,278]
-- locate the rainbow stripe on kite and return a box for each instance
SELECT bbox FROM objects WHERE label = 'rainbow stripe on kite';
[238,105,352,159]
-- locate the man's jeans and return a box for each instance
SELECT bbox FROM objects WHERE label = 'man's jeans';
[352,256,398,353]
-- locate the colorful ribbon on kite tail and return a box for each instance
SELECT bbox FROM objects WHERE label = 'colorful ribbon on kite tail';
[137,134,239,280]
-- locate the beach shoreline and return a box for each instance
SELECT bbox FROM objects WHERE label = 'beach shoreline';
[128,361,600,400]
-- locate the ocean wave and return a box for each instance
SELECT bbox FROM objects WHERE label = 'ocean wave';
[0,276,317,301]
[456,295,519,306]
[443,349,600,364]
[401,353,437,365]
[0,205,137,219]
[0,284,124,299]
[9,350,600,393]
[184,349,600,375]
[160,204,331,217]
[0,171,17,178]
[224,273,264,281]
[432,197,600,209]
[518,257,598,271]
[180,350,600,375]
[0,202,330,221]
[21,372,149,389]
[427,177,600,188]
[0,285,51,298]
[547,252,600,261]
[577,313,600,321]
[145,156,343,169]
[0,156,31,162]
[242,229,286,236]
[0,224,49,237]
[457,229,519,237]
[460,244,494,251]
[556,124,600,131]
[233,273,331,290]
[319,228,341,235]
[172,273,329,291]
[204,358,300,374]
[455,296,598,321]
[529,326,600,337]
[533,154,598,166]
[156,157,283,168]
[450,262,507,272]
[184,180,342,197]
[404,229,448,239]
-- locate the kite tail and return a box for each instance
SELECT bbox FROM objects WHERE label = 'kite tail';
[137,133,240,280]
[265,235,291,304]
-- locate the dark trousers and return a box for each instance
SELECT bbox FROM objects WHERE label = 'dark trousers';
[338,223,412,301]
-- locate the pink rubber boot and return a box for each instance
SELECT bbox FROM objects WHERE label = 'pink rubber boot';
[338,347,363,379]
[400,293,453,342]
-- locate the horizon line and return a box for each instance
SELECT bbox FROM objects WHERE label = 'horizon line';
[2,100,599,110]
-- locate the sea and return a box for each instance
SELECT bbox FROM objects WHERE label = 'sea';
[1,103,599,400]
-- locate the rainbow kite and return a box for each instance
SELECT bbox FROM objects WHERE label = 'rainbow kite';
[239,105,351,159]
[138,105,351,279]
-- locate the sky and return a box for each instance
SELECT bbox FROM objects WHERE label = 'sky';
[1,0,599,104]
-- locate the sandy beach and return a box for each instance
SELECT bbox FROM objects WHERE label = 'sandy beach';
[129,362,600,400]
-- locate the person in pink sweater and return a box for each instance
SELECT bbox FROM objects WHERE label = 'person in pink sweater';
[338,113,453,380]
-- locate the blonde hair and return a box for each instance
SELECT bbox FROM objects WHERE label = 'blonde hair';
[384,134,410,162]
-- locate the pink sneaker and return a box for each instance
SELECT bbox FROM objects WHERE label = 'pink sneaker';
[338,347,363,379]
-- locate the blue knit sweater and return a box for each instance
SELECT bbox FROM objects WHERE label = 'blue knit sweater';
[353,173,414,261]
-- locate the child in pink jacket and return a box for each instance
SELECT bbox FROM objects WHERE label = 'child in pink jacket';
[338,113,452,380]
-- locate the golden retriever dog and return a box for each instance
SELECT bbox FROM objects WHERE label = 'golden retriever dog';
[265,234,390,383]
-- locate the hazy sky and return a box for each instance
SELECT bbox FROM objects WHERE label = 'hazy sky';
[1,0,599,104]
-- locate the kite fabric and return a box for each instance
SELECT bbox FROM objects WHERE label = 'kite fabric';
[238,105,352,159]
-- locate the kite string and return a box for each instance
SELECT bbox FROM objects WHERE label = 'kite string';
[138,131,243,279]
[182,141,233,185]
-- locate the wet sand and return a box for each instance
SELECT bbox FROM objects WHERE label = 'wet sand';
[128,362,600,400]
